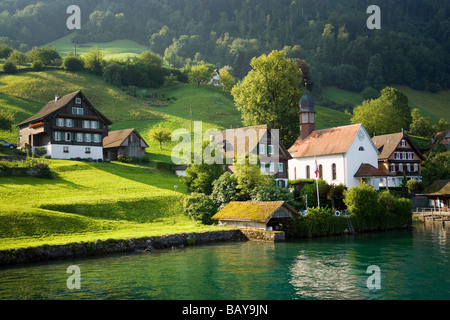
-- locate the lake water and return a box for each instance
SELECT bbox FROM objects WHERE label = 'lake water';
[0,223,449,300]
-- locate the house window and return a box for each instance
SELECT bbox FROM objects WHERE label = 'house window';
[82,120,90,128]
[260,162,266,173]
[54,131,61,141]
[85,147,91,154]
[406,163,411,172]
[65,132,72,141]
[401,139,406,147]
[63,146,69,153]
[414,164,419,172]
[409,152,413,160]
[319,165,323,179]
[399,163,403,172]
[93,134,102,143]
[65,119,74,127]
[75,98,82,104]
[72,107,83,115]
[84,133,91,143]
[332,163,337,180]
[306,165,310,179]
[359,146,365,151]
[391,164,396,172]
[394,152,400,160]
[268,145,275,155]
[402,152,406,160]
[259,144,266,155]
[269,162,276,173]
[278,163,284,173]
[90,121,99,129]
[56,118,65,127]
[76,133,83,142]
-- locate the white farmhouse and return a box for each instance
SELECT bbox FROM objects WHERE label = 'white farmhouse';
[287,86,390,190]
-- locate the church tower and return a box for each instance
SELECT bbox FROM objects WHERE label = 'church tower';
[298,83,316,140]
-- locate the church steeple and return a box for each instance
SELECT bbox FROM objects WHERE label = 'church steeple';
[298,83,316,140]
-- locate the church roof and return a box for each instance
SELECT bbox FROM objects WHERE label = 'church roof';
[298,86,315,113]
[288,124,363,158]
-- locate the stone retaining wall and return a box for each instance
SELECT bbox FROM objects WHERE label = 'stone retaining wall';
[240,229,286,242]
[0,230,248,266]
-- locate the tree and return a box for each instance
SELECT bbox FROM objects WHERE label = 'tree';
[218,68,235,92]
[421,150,450,188]
[0,109,14,131]
[188,63,213,87]
[233,163,271,200]
[2,60,17,74]
[8,50,26,66]
[182,192,217,224]
[83,47,105,75]
[343,182,383,218]
[149,125,171,150]
[351,87,412,136]
[409,108,434,138]
[433,119,450,134]
[62,56,85,71]
[231,50,303,146]
[183,163,224,195]
[210,171,239,208]
[250,185,294,202]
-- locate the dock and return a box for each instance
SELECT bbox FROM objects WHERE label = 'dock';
[413,207,450,224]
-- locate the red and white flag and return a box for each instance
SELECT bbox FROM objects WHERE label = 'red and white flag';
[314,159,319,179]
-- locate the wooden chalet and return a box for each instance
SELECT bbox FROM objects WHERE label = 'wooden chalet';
[371,132,425,187]
[16,90,112,160]
[103,128,149,160]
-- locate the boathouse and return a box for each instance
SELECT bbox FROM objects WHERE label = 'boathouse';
[212,201,298,231]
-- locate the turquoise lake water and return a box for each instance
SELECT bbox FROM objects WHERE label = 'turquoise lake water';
[0,223,449,300]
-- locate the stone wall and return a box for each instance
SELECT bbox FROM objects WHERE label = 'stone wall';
[0,230,248,266]
[240,229,286,242]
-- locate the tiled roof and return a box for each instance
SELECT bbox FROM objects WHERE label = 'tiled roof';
[103,128,149,148]
[212,201,297,222]
[17,91,81,126]
[354,163,393,177]
[371,132,424,160]
[16,90,112,127]
[288,124,362,158]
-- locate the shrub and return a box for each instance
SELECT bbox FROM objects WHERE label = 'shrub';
[62,56,85,71]
[182,193,217,225]
[250,185,294,202]
[210,171,239,208]
[3,60,17,74]
[295,207,348,237]
[344,182,382,218]
[31,60,44,71]
[406,179,422,194]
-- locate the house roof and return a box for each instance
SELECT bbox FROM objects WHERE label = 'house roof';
[423,130,450,151]
[371,132,424,160]
[16,90,112,127]
[103,128,149,148]
[288,124,363,158]
[212,201,297,223]
[215,124,292,160]
[354,163,393,177]
[418,180,450,197]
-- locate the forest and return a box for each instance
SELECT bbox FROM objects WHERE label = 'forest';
[0,0,449,92]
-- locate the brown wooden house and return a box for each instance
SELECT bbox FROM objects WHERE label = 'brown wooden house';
[103,128,149,160]
[371,132,425,187]
[214,124,292,188]
[16,90,112,160]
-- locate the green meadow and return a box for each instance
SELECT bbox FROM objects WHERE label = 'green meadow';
[45,33,153,60]
[0,160,223,250]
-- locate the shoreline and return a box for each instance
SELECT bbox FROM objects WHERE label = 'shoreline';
[0,229,248,267]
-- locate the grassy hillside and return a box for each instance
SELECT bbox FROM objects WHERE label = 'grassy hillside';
[321,86,449,123]
[0,160,223,250]
[45,33,153,60]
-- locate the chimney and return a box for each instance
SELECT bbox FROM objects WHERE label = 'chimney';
[55,94,60,102]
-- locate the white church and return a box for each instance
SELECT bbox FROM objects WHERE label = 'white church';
[288,86,390,190]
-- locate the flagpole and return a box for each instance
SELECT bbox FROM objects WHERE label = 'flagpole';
[314,157,320,208]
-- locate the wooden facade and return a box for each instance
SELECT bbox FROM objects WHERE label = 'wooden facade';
[16,91,112,160]
[371,132,425,187]
[103,128,149,160]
